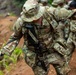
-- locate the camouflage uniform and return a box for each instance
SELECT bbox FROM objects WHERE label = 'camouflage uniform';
[38,0,50,6]
[47,6,76,75]
[63,0,72,9]
[0,0,59,75]
[67,0,76,48]
[52,0,65,7]
[0,0,76,75]
[38,0,48,3]
[52,0,70,9]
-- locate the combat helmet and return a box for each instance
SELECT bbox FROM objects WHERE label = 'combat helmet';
[52,0,65,6]
[21,0,45,22]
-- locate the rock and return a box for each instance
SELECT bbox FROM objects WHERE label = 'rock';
[0,0,21,15]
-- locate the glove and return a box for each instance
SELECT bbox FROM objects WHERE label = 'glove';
[0,51,4,61]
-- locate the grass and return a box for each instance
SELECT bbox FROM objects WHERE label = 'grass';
[0,71,4,75]
[0,47,22,74]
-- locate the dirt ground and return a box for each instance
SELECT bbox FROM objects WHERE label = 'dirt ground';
[0,16,76,75]
[0,16,24,48]
[3,50,76,75]
[4,57,57,75]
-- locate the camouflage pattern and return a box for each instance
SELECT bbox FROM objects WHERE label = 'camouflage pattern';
[0,7,58,75]
[0,2,53,75]
[0,1,76,75]
[47,7,76,75]
[52,0,65,6]
[67,20,76,48]
[38,0,50,6]
[63,0,72,9]
[53,8,74,20]
[51,0,70,9]
[40,0,48,2]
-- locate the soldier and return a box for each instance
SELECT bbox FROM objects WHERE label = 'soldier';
[65,0,76,48]
[66,0,76,63]
[0,0,76,75]
[47,6,76,75]
[0,0,60,75]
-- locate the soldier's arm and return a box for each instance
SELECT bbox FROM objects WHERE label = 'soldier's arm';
[0,17,24,56]
[67,20,76,48]
[48,7,75,20]
[48,7,75,55]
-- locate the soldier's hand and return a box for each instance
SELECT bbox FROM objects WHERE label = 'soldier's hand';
[0,51,4,61]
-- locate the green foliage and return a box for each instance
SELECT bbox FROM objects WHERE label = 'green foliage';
[9,13,16,16]
[11,47,22,63]
[0,47,22,72]
[48,0,53,4]
[0,71,4,75]
[14,0,27,8]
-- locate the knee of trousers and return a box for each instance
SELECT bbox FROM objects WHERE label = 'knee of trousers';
[44,53,65,67]
[54,65,70,75]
